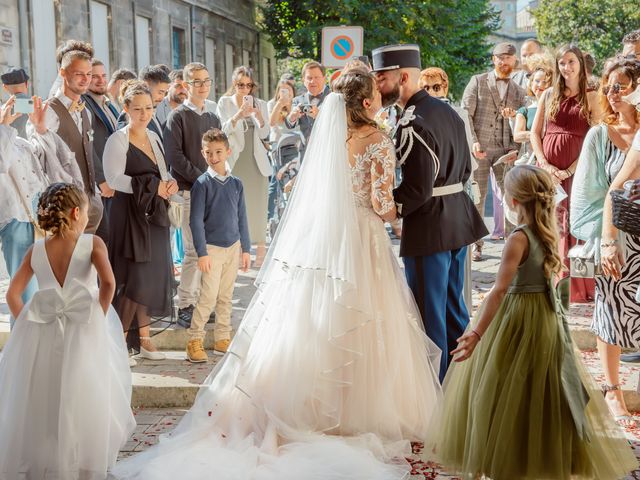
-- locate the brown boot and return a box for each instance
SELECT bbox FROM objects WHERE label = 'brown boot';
[213,339,231,356]
[186,338,208,363]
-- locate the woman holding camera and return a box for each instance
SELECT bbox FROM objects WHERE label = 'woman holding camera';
[218,66,271,267]
[571,59,640,426]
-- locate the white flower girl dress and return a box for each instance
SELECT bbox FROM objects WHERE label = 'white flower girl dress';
[0,234,135,479]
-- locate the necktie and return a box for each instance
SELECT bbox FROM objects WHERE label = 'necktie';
[69,100,86,113]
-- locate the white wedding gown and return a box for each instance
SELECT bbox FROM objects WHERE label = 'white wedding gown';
[113,93,442,480]
[0,234,135,479]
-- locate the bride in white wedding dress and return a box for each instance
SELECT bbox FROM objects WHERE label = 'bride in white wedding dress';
[113,67,442,480]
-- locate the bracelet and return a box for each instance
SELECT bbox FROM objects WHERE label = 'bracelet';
[471,329,482,341]
[600,240,618,249]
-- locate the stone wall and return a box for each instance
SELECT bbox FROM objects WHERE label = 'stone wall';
[1,0,276,100]
[0,0,21,73]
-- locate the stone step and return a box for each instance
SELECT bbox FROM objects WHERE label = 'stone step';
[567,303,597,351]
[130,350,221,409]
[148,319,218,350]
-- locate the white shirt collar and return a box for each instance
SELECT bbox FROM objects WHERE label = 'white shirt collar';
[55,91,78,109]
[184,99,206,115]
[207,165,231,179]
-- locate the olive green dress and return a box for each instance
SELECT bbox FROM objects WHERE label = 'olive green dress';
[430,225,638,480]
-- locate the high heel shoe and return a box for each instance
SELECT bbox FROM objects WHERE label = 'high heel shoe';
[139,337,166,361]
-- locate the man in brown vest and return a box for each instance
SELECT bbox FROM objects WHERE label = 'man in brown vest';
[38,49,104,234]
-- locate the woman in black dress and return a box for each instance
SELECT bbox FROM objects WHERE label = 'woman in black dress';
[103,81,178,364]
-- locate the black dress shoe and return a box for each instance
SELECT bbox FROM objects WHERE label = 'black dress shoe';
[177,305,194,329]
[620,352,640,364]
[208,310,216,324]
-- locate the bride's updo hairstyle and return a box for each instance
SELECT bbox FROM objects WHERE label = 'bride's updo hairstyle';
[37,182,87,236]
[332,67,378,129]
[119,79,151,107]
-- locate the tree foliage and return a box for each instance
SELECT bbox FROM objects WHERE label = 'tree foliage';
[533,0,640,69]
[258,0,501,99]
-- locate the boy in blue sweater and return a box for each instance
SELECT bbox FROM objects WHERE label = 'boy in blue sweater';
[187,129,251,362]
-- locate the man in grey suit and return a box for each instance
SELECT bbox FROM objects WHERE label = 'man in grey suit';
[285,61,330,161]
[462,42,526,260]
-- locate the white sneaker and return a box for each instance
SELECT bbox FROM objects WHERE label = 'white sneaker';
[139,346,166,361]
[128,356,137,367]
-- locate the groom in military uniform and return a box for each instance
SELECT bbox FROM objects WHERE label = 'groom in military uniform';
[373,44,488,380]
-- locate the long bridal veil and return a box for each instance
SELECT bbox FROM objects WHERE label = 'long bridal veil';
[114,93,442,480]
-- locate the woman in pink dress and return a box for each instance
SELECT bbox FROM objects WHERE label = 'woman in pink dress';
[531,44,601,302]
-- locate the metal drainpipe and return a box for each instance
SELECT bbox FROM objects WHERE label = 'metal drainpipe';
[18,0,30,92]
[190,4,196,62]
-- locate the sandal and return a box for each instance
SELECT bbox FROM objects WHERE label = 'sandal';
[472,247,483,262]
[602,384,638,427]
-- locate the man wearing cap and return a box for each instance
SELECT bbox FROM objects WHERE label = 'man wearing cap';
[1,67,30,139]
[373,44,487,381]
[462,42,526,261]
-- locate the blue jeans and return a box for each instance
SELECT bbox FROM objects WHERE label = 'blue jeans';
[0,220,37,328]
[403,248,470,382]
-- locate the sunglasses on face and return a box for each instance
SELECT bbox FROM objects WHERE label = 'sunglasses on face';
[236,82,255,89]
[603,82,633,96]
[424,84,443,93]
[186,79,213,88]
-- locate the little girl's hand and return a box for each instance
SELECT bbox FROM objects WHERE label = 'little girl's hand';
[451,332,480,362]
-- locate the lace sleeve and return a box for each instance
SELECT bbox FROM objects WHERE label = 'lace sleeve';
[370,137,397,217]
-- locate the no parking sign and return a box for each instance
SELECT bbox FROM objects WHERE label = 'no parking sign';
[321,26,364,68]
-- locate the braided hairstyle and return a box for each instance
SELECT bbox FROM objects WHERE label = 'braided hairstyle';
[504,165,563,279]
[37,183,87,237]
[332,66,378,130]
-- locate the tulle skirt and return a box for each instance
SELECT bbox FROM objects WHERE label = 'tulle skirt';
[112,206,442,479]
[0,302,135,480]
[428,292,638,479]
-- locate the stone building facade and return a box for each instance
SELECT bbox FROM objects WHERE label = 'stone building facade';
[490,0,538,50]
[0,0,277,100]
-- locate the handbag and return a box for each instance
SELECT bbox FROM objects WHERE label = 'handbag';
[153,140,184,229]
[568,244,601,278]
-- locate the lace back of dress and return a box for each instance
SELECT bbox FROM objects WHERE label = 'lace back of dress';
[349,136,397,216]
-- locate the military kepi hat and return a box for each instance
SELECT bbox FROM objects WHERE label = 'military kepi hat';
[371,44,421,72]
[1,67,29,85]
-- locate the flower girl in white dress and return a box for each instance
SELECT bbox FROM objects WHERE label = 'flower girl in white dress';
[0,182,135,479]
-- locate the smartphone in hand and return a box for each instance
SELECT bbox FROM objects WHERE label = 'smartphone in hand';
[14,97,34,114]
[243,95,254,108]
